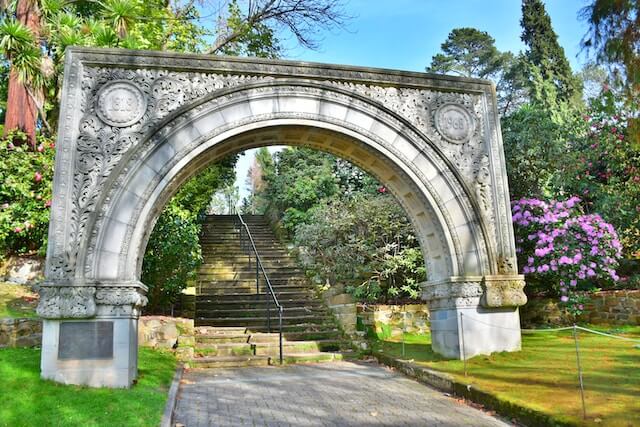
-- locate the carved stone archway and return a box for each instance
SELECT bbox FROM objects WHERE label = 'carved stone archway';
[39,48,526,387]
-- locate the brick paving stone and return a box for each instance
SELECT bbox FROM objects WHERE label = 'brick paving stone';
[174,361,511,427]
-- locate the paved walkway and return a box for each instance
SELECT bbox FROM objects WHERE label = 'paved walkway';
[173,361,510,427]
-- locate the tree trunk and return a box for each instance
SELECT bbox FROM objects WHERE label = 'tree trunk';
[3,0,41,147]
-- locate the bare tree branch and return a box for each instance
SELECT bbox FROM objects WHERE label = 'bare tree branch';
[207,0,349,55]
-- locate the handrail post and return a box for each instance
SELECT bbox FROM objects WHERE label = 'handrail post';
[267,292,271,333]
[256,254,259,295]
[279,306,283,365]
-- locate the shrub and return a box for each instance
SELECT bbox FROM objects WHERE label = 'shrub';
[141,203,202,313]
[512,196,622,314]
[294,195,425,302]
[0,132,55,256]
[560,89,640,257]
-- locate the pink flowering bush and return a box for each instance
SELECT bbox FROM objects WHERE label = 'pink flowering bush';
[0,131,55,256]
[512,196,622,315]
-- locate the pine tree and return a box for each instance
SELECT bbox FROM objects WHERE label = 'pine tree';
[521,0,582,104]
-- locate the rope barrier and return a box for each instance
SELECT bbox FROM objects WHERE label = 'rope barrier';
[458,314,640,343]
[575,326,640,343]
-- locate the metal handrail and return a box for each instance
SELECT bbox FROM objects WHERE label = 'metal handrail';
[234,211,284,365]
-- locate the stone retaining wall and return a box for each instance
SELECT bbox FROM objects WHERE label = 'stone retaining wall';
[357,304,430,337]
[138,316,194,349]
[0,256,44,285]
[520,289,640,327]
[0,318,42,348]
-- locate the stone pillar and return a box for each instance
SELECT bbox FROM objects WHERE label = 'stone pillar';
[422,276,526,359]
[37,282,147,388]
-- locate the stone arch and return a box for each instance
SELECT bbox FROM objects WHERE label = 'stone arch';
[38,48,526,387]
[90,81,489,284]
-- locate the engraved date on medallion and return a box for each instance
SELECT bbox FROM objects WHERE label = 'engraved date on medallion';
[96,81,147,127]
[435,104,474,144]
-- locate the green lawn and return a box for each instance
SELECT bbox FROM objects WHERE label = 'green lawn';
[0,348,177,427]
[0,283,38,318]
[372,326,640,427]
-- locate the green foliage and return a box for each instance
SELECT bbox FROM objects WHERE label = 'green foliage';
[560,88,640,257]
[141,203,202,313]
[247,147,425,302]
[521,0,582,104]
[263,148,339,232]
[502,96,582,199]
[0,0,210,134]
[294,195,425,302]
[427,27,505,78]
[580,0,639,93]
[141,159,236,312]
[217,0,281,58]
[0,131,55,256]
[426,27,528,115]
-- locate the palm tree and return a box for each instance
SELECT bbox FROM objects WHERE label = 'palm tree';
[0,0,43,147]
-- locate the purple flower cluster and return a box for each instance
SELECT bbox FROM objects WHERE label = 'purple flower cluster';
[512,197,622,314]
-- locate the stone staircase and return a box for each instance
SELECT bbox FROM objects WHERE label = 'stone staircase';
[191,215,345,368]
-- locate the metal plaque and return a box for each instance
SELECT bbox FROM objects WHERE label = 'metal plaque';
[58,321,114,360]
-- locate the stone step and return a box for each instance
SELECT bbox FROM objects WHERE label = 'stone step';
[200,241,285,248]
[196,279,306,287]
[195,314,332,327]
[196,299,322,310]
[198,266,304,275]
[196,293,315,302]
[199,258,298,265]
[200,260,298,267]
[195,289,313,298]
[202,234,275,239]
[251,330,342,341]
[197,271,305,280]
[195,326,247,335]
[282,352,344,364]
[190,355,271,368]
[197,277,308,286]
[196,285,312,294]
[194,342,254,357]
[195,320,337,332]
[196,333,250,344]
[201,252,292,259]
[253,340,342,356]
[196,306,325,318]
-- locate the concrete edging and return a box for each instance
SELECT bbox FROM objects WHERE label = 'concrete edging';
[161,364,184,427]
[373,352,576,427]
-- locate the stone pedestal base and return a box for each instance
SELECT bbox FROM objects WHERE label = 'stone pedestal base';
[422,276,526,359]
[430,307,521,359]
[41,317,139,388]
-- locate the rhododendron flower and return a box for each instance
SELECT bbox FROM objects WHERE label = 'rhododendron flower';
[45,200,52,208]
[512,196,621,315]
[37,144,44,152]
[14,227,23,233]
[34,172,42,182]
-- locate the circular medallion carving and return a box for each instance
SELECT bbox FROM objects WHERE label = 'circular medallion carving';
[96,81,147,127]
[434,104,474,144]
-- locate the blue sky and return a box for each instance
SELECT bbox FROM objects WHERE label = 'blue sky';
[231,0,592,202]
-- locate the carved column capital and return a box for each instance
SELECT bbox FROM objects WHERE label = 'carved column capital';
[421,278,484,310]
[481,275,527,308]
[421,274,527,310]
[36,280,148,319]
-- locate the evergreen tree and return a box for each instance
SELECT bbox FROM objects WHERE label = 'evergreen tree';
[520,0,582,104]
